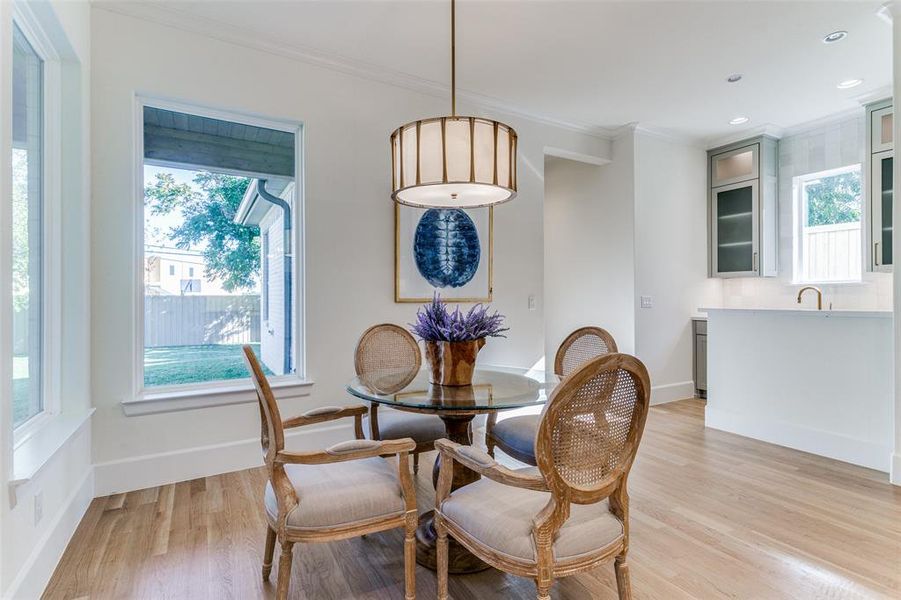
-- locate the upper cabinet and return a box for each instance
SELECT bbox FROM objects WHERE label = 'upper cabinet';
[867,100,893,272]
[708,136,779,278]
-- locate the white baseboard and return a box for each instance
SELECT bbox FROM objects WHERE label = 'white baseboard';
[706,407,891,473]
[891,453,901,486]
[3,468,94,600]
[94,421,352,497]
[650,380,696,405]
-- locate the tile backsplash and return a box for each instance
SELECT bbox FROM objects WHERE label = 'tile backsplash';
[720,112,893,311]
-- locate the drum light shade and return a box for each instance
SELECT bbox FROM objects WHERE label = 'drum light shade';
[390,116,517,208]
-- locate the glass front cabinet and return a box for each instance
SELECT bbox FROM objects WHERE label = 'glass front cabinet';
[868,101,893,272]
[708,136,779,277]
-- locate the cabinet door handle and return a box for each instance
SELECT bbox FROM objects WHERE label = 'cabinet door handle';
[875,242,881,267]
[752,252,758,272]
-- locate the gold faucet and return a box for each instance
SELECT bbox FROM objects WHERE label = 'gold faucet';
[797,286,823,310]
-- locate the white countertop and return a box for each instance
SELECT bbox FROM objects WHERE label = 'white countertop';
[699,307,891,319]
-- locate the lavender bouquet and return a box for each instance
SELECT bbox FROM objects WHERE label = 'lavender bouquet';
[410,294,508,342]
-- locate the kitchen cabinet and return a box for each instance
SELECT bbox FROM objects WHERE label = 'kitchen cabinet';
[867,100,893,272]
[693,318,707,398]
[708,136,778,277]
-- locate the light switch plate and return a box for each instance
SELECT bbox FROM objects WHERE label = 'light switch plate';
[528,295,536,311]
[640,296,653,309]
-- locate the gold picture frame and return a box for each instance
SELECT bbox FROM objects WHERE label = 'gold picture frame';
[395,203,493,303]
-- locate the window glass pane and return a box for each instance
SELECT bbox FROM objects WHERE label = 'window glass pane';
[12,23,44,427]
[798,165,862,282]
[142,108,295,388]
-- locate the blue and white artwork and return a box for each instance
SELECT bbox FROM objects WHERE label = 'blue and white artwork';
[396,205,492,302]
[413,209,480,288]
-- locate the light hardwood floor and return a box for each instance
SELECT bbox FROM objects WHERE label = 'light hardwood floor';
[44,400,901,599]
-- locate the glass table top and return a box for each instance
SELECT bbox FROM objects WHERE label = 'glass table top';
[347,366,559,413]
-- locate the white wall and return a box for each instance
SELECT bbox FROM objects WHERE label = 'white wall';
[633,131,721,403]
[89,7,610,494]
[543,149,635,366]
[0,0,92,597]
[721,114,892,310]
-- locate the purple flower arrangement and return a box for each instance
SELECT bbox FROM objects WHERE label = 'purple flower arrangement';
[411,294,508,342]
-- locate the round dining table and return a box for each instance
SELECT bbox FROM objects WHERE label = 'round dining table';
[347,366,559,574]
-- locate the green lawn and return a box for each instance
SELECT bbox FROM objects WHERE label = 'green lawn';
[144,343,271,387]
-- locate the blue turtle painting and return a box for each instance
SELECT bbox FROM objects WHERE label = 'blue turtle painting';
[413,208,481,288]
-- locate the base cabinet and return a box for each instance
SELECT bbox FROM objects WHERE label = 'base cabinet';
[693,318,707,398]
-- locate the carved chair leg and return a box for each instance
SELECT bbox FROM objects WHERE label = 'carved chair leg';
[404,514,417,600]
[536,578,553,600]
[413,453,420,474]
[436,516,449,600]
[614,553,632,600]
[262,526,276,580]
[276,541,294,600]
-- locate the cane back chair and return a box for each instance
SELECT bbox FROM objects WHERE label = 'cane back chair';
[436,353,650,600]
[355,323,448,473]
[486,326,618,465]
[243,346,418,600]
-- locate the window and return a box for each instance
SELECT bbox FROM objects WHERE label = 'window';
[11,23,44,428]
[140,102,299,391]
[794,164,862,283]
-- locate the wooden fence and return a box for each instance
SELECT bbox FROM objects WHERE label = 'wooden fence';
[144,295,261,347]
[801,222,861,282]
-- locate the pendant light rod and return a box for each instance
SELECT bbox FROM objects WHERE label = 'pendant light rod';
[451,0,456,116]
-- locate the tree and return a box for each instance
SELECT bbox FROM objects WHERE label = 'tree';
[806,171,861,227]
[144,171,259,292]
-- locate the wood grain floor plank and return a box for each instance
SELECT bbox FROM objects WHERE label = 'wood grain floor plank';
[43,400,901,599]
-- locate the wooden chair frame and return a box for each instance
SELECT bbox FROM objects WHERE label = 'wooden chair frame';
[243,346,418,600]
[355,323,450,473]
[436,353,650,600]
[486,326,618,464]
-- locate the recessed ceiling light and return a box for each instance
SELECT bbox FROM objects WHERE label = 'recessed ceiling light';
[836,78,863,89]
[727,73,743,83]
[823,30,848,43]
[729,116,750,126]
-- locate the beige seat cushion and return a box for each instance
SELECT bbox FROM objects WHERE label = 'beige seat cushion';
[264,457,405,529]
[441,475,623,562]
[491,414,540,460]
[365,407,446,444]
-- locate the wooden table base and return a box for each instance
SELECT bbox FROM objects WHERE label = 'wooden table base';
[414,414,491,574]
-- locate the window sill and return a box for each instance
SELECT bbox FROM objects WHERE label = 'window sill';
[9,409,95,506]
[121,377,314,416]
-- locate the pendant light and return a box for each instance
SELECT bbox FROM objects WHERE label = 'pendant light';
[390,0,517,208]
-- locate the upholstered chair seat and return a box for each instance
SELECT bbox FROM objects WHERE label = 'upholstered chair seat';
[364,408,448,445]
[264,456,406,530]
[440,473,624,563]
[487,327,618,466]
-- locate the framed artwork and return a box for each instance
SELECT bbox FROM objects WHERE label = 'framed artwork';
[395,204,493,303]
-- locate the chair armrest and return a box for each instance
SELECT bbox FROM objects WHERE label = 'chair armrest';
[282,404,368,430]
[435,439,549,492]
[275,437,416,466]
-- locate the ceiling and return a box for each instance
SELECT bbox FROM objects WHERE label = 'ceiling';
[104,1,894,143]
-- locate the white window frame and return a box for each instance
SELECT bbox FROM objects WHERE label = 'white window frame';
[792,163,863,285]
[10,3,63,446]
[129,96,309,415]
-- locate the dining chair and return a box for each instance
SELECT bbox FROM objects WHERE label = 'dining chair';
[242,346,418,600]
[434,353,651,600]
[486,326,618,465]
[355,323,449,473]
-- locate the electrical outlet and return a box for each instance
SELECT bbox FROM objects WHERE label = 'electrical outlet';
[640,296,653,309]
[528,294,536,311]
[33,491,43,526]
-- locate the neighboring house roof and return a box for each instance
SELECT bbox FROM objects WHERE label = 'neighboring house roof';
[235,179,293,226]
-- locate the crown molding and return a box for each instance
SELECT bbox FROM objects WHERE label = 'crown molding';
[852,85,893,106]
[704,123,785,150]
[779,106,863,138]
[93,1,617,140]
